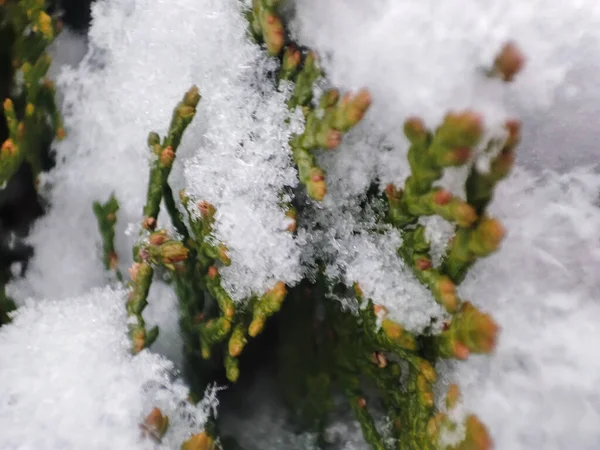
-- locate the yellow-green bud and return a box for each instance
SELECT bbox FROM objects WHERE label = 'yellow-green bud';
[183,85,201,108]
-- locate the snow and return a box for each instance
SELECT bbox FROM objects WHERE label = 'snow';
[0,286,214,450]
[143,281,185,370]
[443,167,600,450]
[182,53,304,299]
[300,169,447,332]
[290,0,600,132]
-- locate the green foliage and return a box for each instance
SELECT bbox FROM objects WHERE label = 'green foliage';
[93,193,122,281]
[0,0,62,328]
[0,0,64,185]
[91,2,524,449]
[0,267,16,325]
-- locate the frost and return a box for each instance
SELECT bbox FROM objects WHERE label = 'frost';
[303,202,445,333]
[184,109,302,300]
[296,129,446,333]
[419,216,455,268]
[181,10,303,300]
[0,286,212,449]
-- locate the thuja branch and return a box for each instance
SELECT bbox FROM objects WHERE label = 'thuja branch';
[272,40,524,449]
[179,196,237,366]
[442,120,519,282]
[180,191,289,383]
[1,0,64,185]
[128,230,190,353]
[247,1,371,201]
[296,280,495,450]
[143,86,200,223]
[385,111,510,355]
[367,46,523,446]
[245,1,506,447]
[0,0,63,328]
[0,270,16,326]
[125,85,200,354]
[93,193,123,282]
[352,285,457,449]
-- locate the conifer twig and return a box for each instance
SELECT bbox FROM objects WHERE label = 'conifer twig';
[0,275,16,326]
[93,193,123,282]
[125,86,200,354]
[1,1,64,186]
[247,3,371,201]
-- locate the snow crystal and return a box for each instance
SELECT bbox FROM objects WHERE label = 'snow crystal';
[0,286,212,450]
[303,202,445,332]
[294,127,445,332]
[182,46,303,298]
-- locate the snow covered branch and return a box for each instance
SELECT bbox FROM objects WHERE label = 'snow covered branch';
[1,0,599,449]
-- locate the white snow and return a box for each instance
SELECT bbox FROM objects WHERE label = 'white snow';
[0,286,214,450]
[445,167,600,450]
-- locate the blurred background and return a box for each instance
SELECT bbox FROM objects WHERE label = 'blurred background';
[0,0,91,313]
